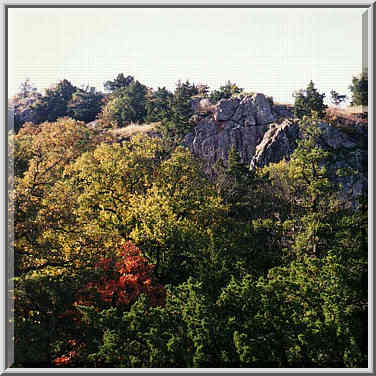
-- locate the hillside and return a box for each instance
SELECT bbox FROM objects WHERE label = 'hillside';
[10,77,368,368]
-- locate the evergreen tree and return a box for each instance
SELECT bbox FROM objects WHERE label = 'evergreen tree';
[145,87,173,123]
[104,73,134,92]
[30,79,77,123]
[293,81,327,119]
[349,71,368,106]
[160,80,198,139]
[100,79,148,126]
[209,81,243,103]
[68,86,104,123]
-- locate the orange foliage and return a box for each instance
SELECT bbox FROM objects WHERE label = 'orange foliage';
[76,242,166,308]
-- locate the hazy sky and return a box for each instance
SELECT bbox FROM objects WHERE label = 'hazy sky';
[8,7,366,104]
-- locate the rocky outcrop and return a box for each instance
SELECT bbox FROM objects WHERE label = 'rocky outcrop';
[250,120,300,169]
[250,119,368,200]
[185,93,367,200]
[318,122,368,199]
[251,119,367,170]
[184,93,275,170]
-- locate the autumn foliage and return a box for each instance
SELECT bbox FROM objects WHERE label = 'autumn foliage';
[76,242,166,309]
[51,242,165,366]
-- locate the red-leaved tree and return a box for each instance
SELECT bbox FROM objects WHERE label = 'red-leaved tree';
[75,241,166,308]
[54,242,165,366]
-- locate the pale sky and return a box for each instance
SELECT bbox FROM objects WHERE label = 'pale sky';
[8,7,366,104]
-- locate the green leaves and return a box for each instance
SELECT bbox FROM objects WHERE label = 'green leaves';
[349,71,368,106]
[209,81,243,103]
[159,80,197,139]
[99,80,148,127]
[293,81,327,119]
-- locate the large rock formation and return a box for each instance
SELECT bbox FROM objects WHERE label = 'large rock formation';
[184,93,367,199]
[184,93,275,169]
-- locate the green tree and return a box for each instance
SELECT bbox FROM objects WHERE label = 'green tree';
[349,71,368,106]
[160,80,198,139]
[30,79,78,123]
[217,253,365,367]
[68,86,104,123]
[104,73,134,92]
[100,80,148,127]
[209,81,243,103]
[293,81,327,119]
[145,87,173,123]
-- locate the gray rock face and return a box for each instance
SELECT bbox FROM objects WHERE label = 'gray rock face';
[318,123,357,149]
[184,117,266,171]
[233,96,257,126]
[250,120,300,169]
[254,93,275,124]
[213,94,274,125]
[318,122,368,200]
[251,120,367,168]
[192,98,216,114]
[185,93,275,170]
[214,98,240,121]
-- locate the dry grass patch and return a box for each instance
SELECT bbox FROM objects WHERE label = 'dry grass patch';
[110,122,159,140]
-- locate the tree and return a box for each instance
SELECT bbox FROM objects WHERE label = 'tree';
[213,146,256,218]
[75,242,166,310]
[293,81,327,119]
[68,86,104,123]
[13,118,108,277]
[217,253,365,367]
[349,71,368,106]
[12,118,112,366]
[99,80,148,127]
[160,80,198,139]
[209,81,243,103]
[29,79,78,124]
[11,80,42,132]
[330,90,347,106]
[104,73,134,92]
[145,87,173,123]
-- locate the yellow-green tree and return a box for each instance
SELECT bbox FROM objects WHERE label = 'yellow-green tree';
[13,118,109,276]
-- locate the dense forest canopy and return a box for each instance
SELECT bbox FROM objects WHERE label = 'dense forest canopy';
[9,73,368,368]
